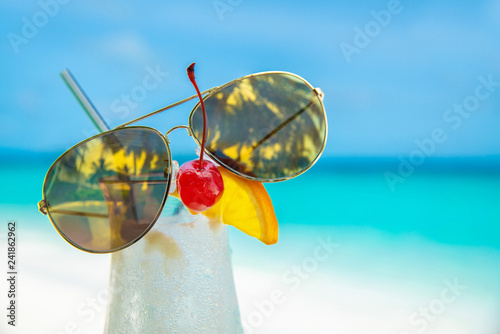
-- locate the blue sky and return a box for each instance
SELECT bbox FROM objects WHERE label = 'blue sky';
[1,0,499,158]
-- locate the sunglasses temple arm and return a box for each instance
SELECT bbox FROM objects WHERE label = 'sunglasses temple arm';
[39,177,168,216]
[114,87,219,129]
[38,200,109,218]
[61,69,111,132]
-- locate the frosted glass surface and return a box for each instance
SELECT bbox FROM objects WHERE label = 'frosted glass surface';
[103,198,242,333]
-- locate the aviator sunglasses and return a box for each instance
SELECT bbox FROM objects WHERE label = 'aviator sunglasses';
[38,70,328,253]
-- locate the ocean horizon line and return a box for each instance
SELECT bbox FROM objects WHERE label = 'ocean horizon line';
[1,148,500,173]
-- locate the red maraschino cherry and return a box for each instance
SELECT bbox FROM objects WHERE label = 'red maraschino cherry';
[176,63,224,213]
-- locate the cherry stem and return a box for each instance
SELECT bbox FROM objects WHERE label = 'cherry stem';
[187,62,207,171]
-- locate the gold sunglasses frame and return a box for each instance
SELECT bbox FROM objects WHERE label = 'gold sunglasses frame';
[38,70,328,253]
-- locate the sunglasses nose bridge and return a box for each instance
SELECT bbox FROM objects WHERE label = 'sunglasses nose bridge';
[164,125,192,144]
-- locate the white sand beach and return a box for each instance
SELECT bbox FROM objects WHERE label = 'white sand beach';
[1,215,499,334]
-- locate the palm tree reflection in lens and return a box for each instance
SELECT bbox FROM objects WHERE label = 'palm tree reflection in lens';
[190,73,326,181]
[43,128,170,253]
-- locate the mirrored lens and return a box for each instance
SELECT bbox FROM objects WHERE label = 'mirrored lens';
[190,73,327,181]
[43,127,171,253]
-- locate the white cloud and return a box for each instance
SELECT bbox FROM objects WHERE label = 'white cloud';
[97,32,155,64]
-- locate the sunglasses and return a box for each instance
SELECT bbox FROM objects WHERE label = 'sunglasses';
[38,71,328,253]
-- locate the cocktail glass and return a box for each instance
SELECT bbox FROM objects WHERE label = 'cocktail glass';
[99,166,243,333]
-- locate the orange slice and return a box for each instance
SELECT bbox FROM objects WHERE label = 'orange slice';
[170,166,278,245]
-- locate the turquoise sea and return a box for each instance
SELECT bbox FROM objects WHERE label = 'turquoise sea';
[3,154,500,247]
[266,156,500,249]
[1,154,500,333]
